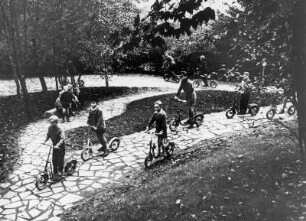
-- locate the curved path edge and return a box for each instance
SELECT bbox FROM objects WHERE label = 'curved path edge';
[0,85,295,221]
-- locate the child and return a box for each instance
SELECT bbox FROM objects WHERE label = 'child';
[145,100,167,157]
[87,100,108,155]
[43,115,65,176]
[60,85,74,122]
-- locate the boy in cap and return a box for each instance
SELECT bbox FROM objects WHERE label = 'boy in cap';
[199,55,209,86]
[43,115,66,176]
[175,71,197,128]
[87,100,108,155]
[237,72,254,114]
[145,100,167,157]
[60,85,74,122]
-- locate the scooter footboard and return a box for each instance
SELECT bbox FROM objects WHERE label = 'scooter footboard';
[248,103,259,108]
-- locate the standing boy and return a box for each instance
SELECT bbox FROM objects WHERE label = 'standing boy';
[87,100,108,155]
[175,72,197,128]
[145,100,167,157]
[43,115,65,176]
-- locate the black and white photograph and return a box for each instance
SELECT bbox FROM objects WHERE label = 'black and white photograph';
[0,0,305,220]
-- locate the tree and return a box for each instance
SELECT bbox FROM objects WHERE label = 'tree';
[0,0,33,118]
[291,0,306,158]
[112,0,216,69]
[227,0,306,158]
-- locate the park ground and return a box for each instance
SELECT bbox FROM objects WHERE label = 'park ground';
[63,121,306,221]
[0,74,305,221]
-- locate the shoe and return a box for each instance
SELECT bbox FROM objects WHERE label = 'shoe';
[98,148,109,156]
[278,110,285,114]
[98,147,106,152]
[187,124,194,129]
[53,173,63,181]
[185,119,192,125]
[66,118,70,122]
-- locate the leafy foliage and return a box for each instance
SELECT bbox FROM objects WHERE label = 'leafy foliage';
[110,0,216,72]
[212,0,297,83]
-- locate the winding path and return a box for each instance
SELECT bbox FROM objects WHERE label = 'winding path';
[0,76,293,221]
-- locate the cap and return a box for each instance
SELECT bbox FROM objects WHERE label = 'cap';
[154,100,162,106]
[200,55,206,60]
[48,115,59,123]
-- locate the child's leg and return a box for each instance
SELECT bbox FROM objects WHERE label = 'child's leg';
[279,96,288,113]
[58,150,65,173]
[157,136,162,155]
[96,129,107,151]
[52,150,59,174]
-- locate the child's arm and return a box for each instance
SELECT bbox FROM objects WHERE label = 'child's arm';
[43,128,50,144]
[54,128,65,149]
[96,110,106,129]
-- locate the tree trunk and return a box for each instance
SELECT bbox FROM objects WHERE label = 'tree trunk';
[39,75,48,92]
[14,78,21,98]
[8,55,21,98]
[55,76,59,91]
[291,0,306,159]
[105,74,109,87]
[16,60,32,120]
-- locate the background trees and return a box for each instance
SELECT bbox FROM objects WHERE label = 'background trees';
[0,0,138,118]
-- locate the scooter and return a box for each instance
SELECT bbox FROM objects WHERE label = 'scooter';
[35,144,77,190]
[80,126,120,161]
[192,74,218,88]
[163,71,181,83]
[225,93,260,119]
[169,98,204,132]
[266,102,296,120]
[144,131,176,169]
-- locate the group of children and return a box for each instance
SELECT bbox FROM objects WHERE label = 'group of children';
[55,79,80,122]
[45,99,106,177]
[45,69,293,177]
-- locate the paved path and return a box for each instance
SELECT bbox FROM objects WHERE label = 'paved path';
[0,74,235,97]
[0,81,294,221]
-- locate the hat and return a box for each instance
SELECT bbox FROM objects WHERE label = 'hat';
[154,100,162,106]
[48,115,59,123]
[200,55,206,60]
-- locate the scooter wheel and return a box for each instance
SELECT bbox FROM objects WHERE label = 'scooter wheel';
[163,75,170,82]
[81,148,93,161]
[266,109,276,120]
[250,107,260,116]
[288,105,296,115]
[210,81,217,88]
[165,142,175,159]
[35,174,49,190]
[194,114,204,127]
[109,137,120,151]
[78,80,85,87]
[193,81,200,88]
[169,120,179,132]
[226,109,235,119]
[144,154,154,168]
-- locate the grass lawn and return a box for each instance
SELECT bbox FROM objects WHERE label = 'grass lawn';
[0,86,151,183]
[62,120,304,221]
[66,89,280,148]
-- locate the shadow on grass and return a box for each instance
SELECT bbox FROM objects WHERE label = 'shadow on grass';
[63,122,301,221]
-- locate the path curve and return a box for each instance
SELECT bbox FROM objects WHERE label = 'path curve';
[0,77,293,221]
[0,74,235,97]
